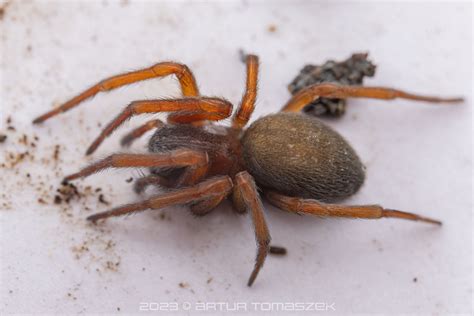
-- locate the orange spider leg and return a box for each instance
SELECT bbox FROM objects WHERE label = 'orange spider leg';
[87,176,233,223]
[232,54,259,129]
[189,189,230,216]
[265,191,442,225]
[86,97,233,155]
[120,119,165,148]
[281,82,464,112]
[175,157,209,187]
[63,149,208,183]
[235,171,271,287]
[33,62,199,124]
[133,174,174,194]
[167,111,231,124]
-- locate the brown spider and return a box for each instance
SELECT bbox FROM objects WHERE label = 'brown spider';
[32,54,462,287]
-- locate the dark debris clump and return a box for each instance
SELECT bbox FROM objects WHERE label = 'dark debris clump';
[288,53,376,117]
[56,182,81,204]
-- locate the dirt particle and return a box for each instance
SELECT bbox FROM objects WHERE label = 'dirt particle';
[98,194,110,205]
[179,282,189,289]
[125,177,133,183]
[207,277,213,284]
[18,134,28,145]
[413,277,418,283]
[6,117,15,131]
[269,245,287,255]
[53,145,61,161]
[37,198,47,204]
[267,24,277,33]
[54,195,62,204]
[0,134,6,143]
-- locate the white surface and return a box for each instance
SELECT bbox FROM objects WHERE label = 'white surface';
[0,1,472,315]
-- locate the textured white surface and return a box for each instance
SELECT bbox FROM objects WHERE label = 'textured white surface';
[0,1,472,315]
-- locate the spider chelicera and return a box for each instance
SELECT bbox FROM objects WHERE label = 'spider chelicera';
[32,54,462,286]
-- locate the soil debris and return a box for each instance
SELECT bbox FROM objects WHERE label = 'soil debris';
[98,194,110,205]
[53,144,61,161]
[269,245,287,255]
[56,182,81,204]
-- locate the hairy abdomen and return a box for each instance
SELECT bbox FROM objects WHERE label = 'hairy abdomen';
[241,113,365,202]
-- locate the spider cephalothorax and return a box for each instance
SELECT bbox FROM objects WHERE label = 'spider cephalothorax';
[33,54,462,286]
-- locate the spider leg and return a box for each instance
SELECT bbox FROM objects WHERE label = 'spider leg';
[232,54,259,129]
[189,189,230,216]
[234,171,271,287]
[120,119,164,148]
[134,174,173,194]
[63,149,208,183]
[281,82,463,112]
[32,62,199,124]
[265,191,442,225]
[167,111,229,125]
[87,176,233,223]
[175,157,209,187]
[85,97,232,155]
[132,159,208,192]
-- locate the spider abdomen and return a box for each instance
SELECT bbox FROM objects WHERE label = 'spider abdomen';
[241,113,365,202]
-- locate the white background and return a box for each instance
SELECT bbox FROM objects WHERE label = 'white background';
[0,1,472,315]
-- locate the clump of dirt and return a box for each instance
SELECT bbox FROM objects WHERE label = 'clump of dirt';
[1,113,120,276]
[56,182,81,204]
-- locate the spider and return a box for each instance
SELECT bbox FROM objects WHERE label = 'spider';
[32,54,462,287]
